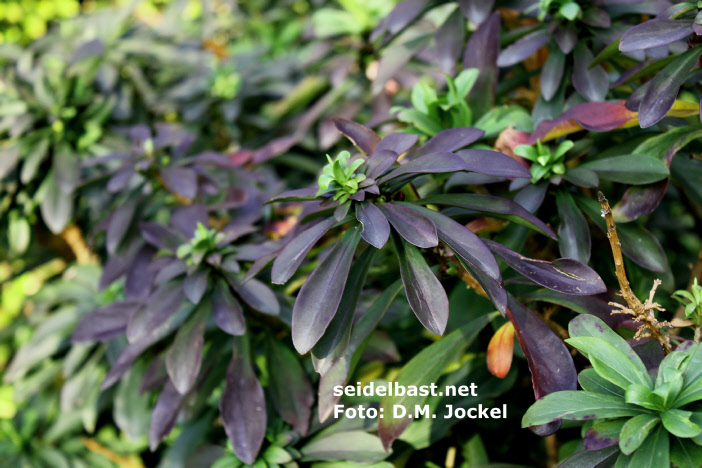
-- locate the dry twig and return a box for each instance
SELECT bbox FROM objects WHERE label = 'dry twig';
[597,192,672,354]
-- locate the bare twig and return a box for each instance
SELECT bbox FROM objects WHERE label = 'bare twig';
[597,192,672,354]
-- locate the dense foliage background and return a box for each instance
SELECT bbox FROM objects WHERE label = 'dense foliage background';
[2,0,702,467]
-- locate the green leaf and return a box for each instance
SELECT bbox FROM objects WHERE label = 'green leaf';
[559,2,581,20]
[378,312,496,449]
[579,368,625,398]
[671,436,702,468]
[579,154,670,185]
[629,426,669,468]
[625,384,660,411]
[39,171,73,234]
[454,68,480,100]
[566,337,652,390]
[619,414,659,455]
[522,391,646,427]
[301,431,388,464]
[661,409,702,438]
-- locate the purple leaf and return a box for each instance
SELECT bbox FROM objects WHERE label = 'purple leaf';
[497,29,549,67]
[619,19,693,52]
[555,190,591,263]
[638,46,702,128]
[582,8,611,28]
[221,337,267,465]
[165,303,207,394]
[392,232,448,336]
[514,182,548,213]
[506,296,577,435]
[312,248,375,376]
[211,279,246,335]
[267,187,318,203]
[99,256,127,291]
[375,133,418,155]
[541,48,565,102]
[72,300,137,343]
[554,23,577,54]
[183,269,209,304]
[127,285,183,344]
[124,246,155,299]
[149,381,186,451]
[378,152,466,185]
[266,334,314,435]
[160,166,198,200]
[611,181,668,222]
[572,44,609,102]
[272,217,337,284]
[417,194,557,239]
[227,276,279,316]
[291,224,361,353]
[107,198,138,255]
[484,240,606,295]
[559,446,620,467]
[332,118,380,155]
[457,148,532,178]
[139,222,184,251]
[355,202,391,249]
[434,8,464,73]
[366,149,400,179]
[171,204,209,238]
[458,0,494,25]
[415,127,484,158]
[378,203,438,248]
[251,135,298,164]
[372,34,430,95]
[463,12,500,116]
[371,0,429,42]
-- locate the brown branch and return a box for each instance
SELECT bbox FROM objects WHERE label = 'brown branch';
[597,192,671,354]
[60,225,97,265]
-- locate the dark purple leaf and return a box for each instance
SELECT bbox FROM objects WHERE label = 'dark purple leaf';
[415,127,484,158]
[417,194,557,239]
[227,276,279,316]
[463,12,499,116]
[484,240,606,295]
[272,217,337,284]
[211,279,246,335]
[626,80,650,111]
[371,0,429,42]
[355,202,391,249]
[183,269,209,304]
[266,334,314,435]
[372,34,430,95]
[72,300,137,342]
[251,135,298,164]
[312,248,375,376]
[378,203,438,248]
[267,187,318,203]
[506,296,577,435]
[434,8,464,73]
[541,48,565,102]
[171,204,208,238]
[395,202,500,280]
[221,337,267,465]
[556,190,591,263]
[554,23,577,54]
[638,46,702,128]
[458,0,494,25]
[366,149,400,179]
[497,29,549,67]
[514,182,548,213]
[241,251,275,282]
[582,8,611,28]
[392,232,448,336]
[107,198,138,255]
[378,152,466,185]
[611,181,668,222]
[457,148,531,178]
[126,282,184,343]
[139,222,184,251]
[332,118,380,155]
[99,256,127,291]
[218,224,258,245]
[140,356,167,394]
[149,381,186,451]
[572,44,609,102]
[125,246,156,299]
[160,166,198,200]
[375,133,418,155]
[291,224,361,353]
[619,20,693,52]
[165,303,207,394]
